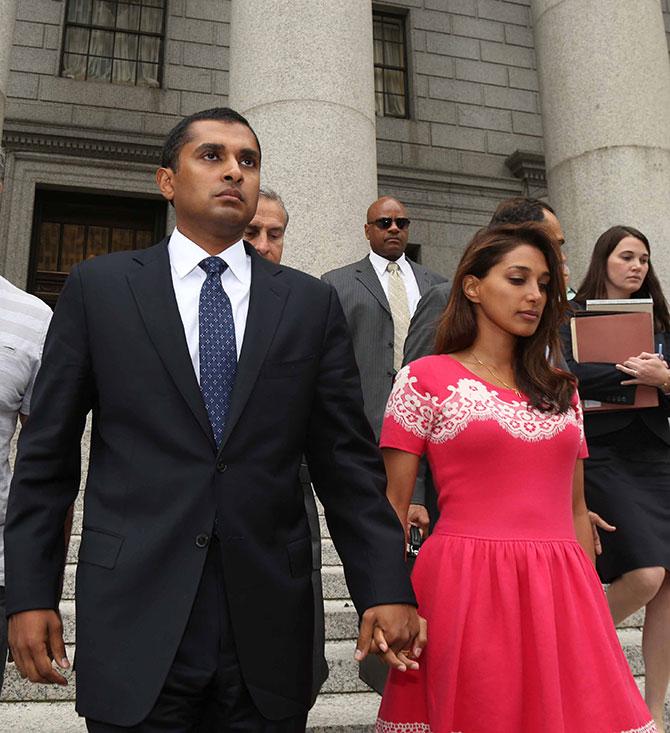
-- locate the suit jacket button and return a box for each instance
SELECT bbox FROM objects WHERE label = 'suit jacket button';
[216,461,227,473]
[388,342,394,348]
[195,534,209,548]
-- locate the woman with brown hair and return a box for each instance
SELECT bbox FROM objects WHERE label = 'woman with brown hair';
[563,225,670,732]
[375,224,655,732]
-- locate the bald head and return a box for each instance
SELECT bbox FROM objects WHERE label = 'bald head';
[364,196,410,261]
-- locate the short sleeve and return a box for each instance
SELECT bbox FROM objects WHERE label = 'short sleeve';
[380,363,437,456]
[20,311,51,415]
[571,389,589,459]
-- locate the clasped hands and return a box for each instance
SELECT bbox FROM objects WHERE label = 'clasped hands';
[355,604,427,672]
[616,351,670,389]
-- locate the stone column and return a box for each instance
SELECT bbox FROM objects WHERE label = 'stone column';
[229,0,378,275]
[0,0,17,138]
[531,0,670,285]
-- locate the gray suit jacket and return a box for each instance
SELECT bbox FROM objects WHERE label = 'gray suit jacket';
[403,281,452,364]
[403,281,452,508]
[322,256,447,439]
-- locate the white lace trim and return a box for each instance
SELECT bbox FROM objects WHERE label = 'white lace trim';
[375,722,436,733]
[385,366,585,446]
[375,719,656,733]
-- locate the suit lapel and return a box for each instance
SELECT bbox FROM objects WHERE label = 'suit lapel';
[217,246,289,454]
[127,240,214,447]
[355,257,390,315]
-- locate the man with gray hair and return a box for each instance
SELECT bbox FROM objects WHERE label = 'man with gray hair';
[243,187,328,703]
[0,145,53,690]
[243,186,289,265]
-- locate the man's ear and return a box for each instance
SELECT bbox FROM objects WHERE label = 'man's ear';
[462,274,481,303]
[156,167,175,202]
[364,223,371,242]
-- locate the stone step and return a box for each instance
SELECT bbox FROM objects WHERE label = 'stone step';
[324,600,358,641]
[0,702,86,732]
[322,538,341,567]
[321,641,372,695]
[0,692,381,733]
[322,566,349,600]
[307,692,379,732]
[0,646,77,702]
[618,628,644,677]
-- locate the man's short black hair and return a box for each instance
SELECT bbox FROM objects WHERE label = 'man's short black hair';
[489,197,556,226]
[160,107,261,171]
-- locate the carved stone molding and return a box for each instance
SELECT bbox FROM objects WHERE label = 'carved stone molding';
[505,149,547,190]
[1,128,161,164]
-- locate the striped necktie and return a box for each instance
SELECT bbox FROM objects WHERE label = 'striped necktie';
[386,261,410,371]
[198,256,237,447]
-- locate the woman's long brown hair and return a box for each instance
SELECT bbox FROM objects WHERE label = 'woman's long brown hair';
[573,225,670,332]
[434,223,576,413]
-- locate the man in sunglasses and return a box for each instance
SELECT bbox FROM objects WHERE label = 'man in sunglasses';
[321,196,447,443]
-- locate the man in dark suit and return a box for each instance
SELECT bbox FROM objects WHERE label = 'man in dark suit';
[5,108,423,731]
[321,196,447,440]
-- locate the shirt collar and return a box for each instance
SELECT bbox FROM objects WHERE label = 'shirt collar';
[368,249,410,277]
[168,227,250,284]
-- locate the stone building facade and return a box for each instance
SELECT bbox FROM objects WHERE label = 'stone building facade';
[1,0,668,294]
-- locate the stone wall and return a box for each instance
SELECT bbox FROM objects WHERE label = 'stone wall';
[375,0,540,276]
[7,0,230,140]
[3,0,669,283]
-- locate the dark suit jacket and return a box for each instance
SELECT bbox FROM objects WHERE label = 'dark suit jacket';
[560,307,670,444]
[402,282,451,508]
[4,241,415,726]
[321,256,447,439]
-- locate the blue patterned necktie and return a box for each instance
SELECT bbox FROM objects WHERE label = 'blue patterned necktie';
[198,256,237,447]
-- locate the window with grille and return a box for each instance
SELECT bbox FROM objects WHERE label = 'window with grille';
[373,10,409,118]
[29,189,166,306]
[60,0,165,87]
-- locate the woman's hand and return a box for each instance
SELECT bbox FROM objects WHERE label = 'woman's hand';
[616,352,670,389]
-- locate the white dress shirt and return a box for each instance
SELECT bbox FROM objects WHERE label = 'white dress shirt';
[368,250,421,316]
[168,228,251,382]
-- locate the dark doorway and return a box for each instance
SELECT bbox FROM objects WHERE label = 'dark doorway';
[29,188,166,307]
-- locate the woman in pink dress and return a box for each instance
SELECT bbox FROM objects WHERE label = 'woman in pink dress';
[376,223,656,732]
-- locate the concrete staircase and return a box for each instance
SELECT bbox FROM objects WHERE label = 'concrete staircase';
[1,426,668,731]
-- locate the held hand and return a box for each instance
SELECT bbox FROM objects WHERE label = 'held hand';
[9,610,70,685]
[407,504,430,537]
[588,511,616,556]
[616,352,670,387]
[354,604,427,672]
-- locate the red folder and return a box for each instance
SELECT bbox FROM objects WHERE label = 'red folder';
[571,312,658,411]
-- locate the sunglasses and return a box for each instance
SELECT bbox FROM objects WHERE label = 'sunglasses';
[368,217,411,230]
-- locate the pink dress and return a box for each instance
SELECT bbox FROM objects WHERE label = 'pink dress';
[376,355,656,733]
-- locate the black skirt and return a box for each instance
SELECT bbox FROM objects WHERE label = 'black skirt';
[585,418,670,583]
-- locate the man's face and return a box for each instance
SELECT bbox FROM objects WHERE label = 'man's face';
[542,210,569,285]
[364,198,410,261]
[156,119,260,242]
[244,198,286,264]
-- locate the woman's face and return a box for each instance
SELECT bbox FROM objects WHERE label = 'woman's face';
[605,236,649,299]
[466,244,550,338]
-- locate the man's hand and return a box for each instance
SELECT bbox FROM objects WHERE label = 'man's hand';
[9,610,70,685]
[588,511,616,556]
[407,504,430,537]
[354,604,427,672]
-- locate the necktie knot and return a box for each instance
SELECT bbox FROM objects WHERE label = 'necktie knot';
[386,261,400,273]
[199,256,228,277]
